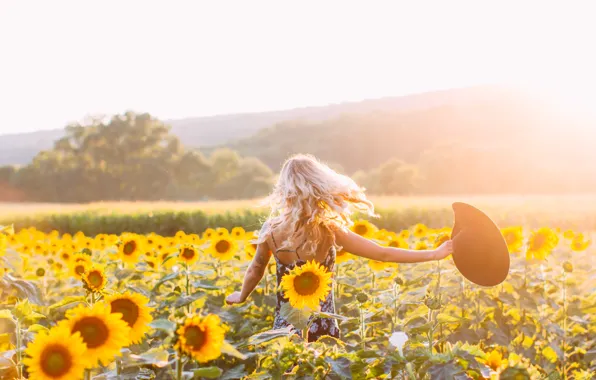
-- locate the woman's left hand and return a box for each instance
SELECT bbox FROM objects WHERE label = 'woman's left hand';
[225,291,245,305]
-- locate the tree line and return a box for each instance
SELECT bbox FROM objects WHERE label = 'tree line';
[1,105,595,203]
[0,112,274,202]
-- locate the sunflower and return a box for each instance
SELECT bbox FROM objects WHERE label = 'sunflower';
[280,260,332,310]
[335,248,352,264]
[387,238,408,249]
[433,233,450,249]
[69,253,92,280]
[350,220,377,239]
[563,230,575,240]
[202,228,216,240]
[231,227,246,240]
[415,241,428,250]
[179,245,200,265]
[208,236,238,261]
[176,314,225,363]
[0,234,6,255]
[570,234,591,252]
[62,303,131,367]
[216,227,230,237]
[146,257,161,271]
[118,234,144,264]
[398,230,410,240]
[175,231,187,242]
[82,264,108,292]
[482,349,503,372]
[412,223,428,238]
[526,227,558,260]
[105,292,153,344]
[243,239,258,260]
[368,259,387,271]
[186,234,202,244]
[501,226,524,253]
[23,324,89,380]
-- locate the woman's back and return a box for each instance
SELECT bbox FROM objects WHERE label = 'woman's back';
[269,223,339,342]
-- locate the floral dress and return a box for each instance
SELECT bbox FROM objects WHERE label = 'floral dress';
[271,233,340,342]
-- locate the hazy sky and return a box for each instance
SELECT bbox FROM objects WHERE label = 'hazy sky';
[1,1,594,135]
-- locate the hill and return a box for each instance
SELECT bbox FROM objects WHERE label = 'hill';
[0,85,502,166]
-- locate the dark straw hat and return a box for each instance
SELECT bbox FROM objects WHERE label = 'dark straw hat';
[450,202,510,287]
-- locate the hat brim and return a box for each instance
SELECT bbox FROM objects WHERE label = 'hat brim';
[450,202,510,287]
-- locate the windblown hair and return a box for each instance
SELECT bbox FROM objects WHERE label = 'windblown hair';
[256,154,377,257]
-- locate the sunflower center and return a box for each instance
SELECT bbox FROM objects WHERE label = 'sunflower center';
[75,264,86,276]
[72,317,109,348]
[36,268,45,277]
[123,241,137,255]
[61,253,70,261]
[111,299,140,327]
[181,248,196,260]
[87,271,103,288]
[215,240,230,254]
[353,225,368,236]
[184,326,206,350]
[505,233,516,244]
[293,272,320,296]
[40,344,72,377]
[389,241,400,248]
[531,234,547,250]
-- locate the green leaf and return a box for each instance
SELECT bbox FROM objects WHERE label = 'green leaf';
[220,365,247,380]
[428,361,466,379]
[24,312,46,323]
[326,356,352,379]
[279,302,312,331]
[13,299,33,321]
[152,272,180,292]
[193,366,223,379]
[313,311,350,322]
[221,341,247,360]
[499,367,531,380]
[172,291,204,308]
[49,296,86,311]
[436,313,461,324]
[192,282,219,290]
[247,326,293,346]
[129,348,170,368]
[149,319,176,334]
[27,324,49,333]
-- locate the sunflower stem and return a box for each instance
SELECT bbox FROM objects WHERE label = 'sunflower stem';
[176,352,183,380]
[185,263,191,314]
[562,270,568,380]
[84,368,91,380]
[359,304,366,350]
[15,320,22,379]
[116,359,122,375]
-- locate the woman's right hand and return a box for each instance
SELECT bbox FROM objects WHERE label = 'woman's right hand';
[433,240,453,260]
[225,291,246,305]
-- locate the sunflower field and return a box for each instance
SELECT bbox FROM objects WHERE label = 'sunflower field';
[0,220,595,380]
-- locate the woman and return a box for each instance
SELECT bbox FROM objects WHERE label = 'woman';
[225,154,453,341]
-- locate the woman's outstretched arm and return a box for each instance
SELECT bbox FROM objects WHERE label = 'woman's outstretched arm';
[334,228,453,263]
[225,242,272,304]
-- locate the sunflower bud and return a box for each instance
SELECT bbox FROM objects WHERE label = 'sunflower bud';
[424,295,442,310]
[36,268,45,277]
[394,276,405,286]
[356,292,369,304]
[562,261,573,273]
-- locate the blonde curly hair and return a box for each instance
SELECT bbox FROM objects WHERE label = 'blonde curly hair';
[256,154,377,256]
